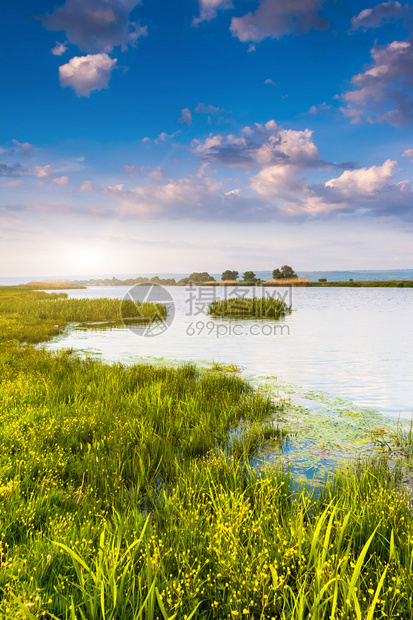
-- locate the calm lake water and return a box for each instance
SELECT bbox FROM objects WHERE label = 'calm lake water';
[43,285,413,419]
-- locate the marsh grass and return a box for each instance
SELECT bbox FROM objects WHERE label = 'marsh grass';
[1,287,413,619]
[0,287,167,345]
[207,297,291,320]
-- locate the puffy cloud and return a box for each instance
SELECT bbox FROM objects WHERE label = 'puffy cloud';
[33,165,53,178]
[251,165,307,196]
[42,0,147,53]
[178,108,192,126]
[286,159,413,217]
[324,159,397,195]
[192,122,320,170]
[53,175,69,184]
[256,127,319,166]
[59,53,117,96]
[341,39,413,125]
[80,180,94,192]
[264,78,275,85]
[192,135,224,154]
[402,148,413,156]
[155,130,181,143]
[194,0,233,24]
[351,1,410,31]
[195,103,222,114]
[230,0,329,43]
[51,41,68,56]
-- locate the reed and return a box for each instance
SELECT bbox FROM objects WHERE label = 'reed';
[207,297,292,319]
[0,287,167,344]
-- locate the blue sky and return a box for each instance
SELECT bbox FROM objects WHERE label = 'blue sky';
[1,0,413,276]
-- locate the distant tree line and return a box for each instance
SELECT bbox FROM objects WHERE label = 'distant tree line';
[74,266,298,287]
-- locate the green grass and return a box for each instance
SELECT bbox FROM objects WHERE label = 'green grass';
[0,286,412,619]
[207,297,292,320]
[0,287,167,345]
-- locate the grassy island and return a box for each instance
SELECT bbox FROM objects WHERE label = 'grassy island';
[208,296,292,319]
[0,287,412,618]
[21,281,87,290]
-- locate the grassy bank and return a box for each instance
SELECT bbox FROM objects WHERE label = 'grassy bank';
[208,297,292,320]
[0,287,167,345]
[310,280,413,288]
[0,287,412,618]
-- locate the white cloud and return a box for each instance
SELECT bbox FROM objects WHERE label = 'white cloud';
[351,1,410,31]
[230,0,329,43]
[324,159,397,195]
[195,103,222,114]
[196,162,210,177]
[53,176,69,185]
[341,39,413,125]
[194,0,233,24]
[33,165,53,178]
[224,188,241,196]
[287,159,413,217]
[178,108,192,126]
[251,164,306,196]
[42,0,147,53]
[247,44,256,52]
[80,180,94,192]
[155,130,181,143]
[102,176,225,217]
[12,139,33,153]
[59,53,117,96]
[191,122,320,174]
[264,78,275,85]
[256,126,319,166]
[192,135,224,153]
[308,102,332,114]
[402,148,413,156]
[51,41,68,56]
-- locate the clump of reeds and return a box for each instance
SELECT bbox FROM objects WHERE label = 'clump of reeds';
[208,296,291,319]
[0,287,167,344]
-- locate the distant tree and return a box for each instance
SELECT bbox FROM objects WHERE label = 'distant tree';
[221,270,239,281]
[243,271,256,282]
[272,265,297,280]
[280,265,297,279]
[318,278,327,283]
[349,278,353,282]
[188,272,215,283]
